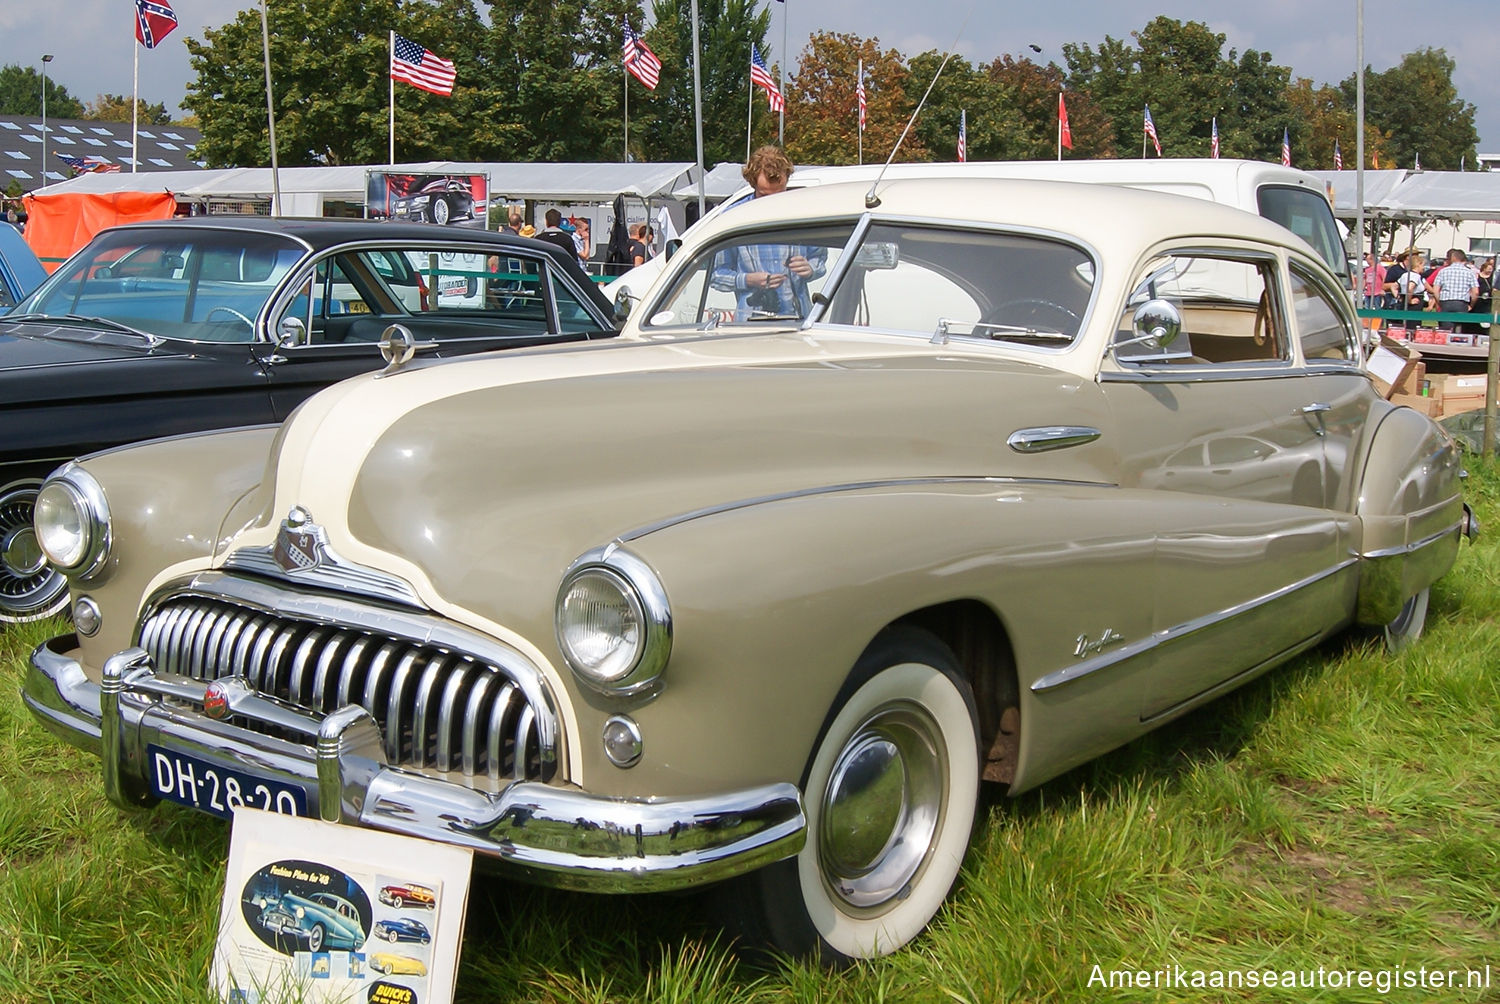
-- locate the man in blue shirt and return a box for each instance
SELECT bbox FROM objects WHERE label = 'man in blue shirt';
[709,146,826,320]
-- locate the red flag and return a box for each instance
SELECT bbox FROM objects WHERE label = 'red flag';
[1058,92,1072,150]
[134,0,178,49]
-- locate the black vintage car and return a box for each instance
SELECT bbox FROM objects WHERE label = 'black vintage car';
[0,216,617,622]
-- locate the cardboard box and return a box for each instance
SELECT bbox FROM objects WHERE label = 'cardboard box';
[1441,373,1488,416]
[1366,337,1422,399]
[1390,392,1440,418]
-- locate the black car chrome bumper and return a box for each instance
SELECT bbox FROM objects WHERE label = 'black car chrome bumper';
[24,636,806,892]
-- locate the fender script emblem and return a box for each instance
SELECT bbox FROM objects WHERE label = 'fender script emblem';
[1074,628,1124,659]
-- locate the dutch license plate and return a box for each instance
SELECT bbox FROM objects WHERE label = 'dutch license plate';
[147,745,309,820]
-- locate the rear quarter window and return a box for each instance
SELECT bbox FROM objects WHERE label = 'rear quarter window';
[1257,186,1347,283]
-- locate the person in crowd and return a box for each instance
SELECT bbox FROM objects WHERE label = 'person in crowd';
[1432,248,1480,332]
[710,146,826,320]
[573,218,592,267]
[1361,252,1385,309]
[501,207,523,236]
[1387,250,1436,312]
[1463,257,1493,335]
[533,209,578,259]
[627,224,649,267]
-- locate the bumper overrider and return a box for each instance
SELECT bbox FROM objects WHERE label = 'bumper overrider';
[24,636,806,892]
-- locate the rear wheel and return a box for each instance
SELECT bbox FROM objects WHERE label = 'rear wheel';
[721,627,981,964]
[0,480,68,624]
[1383,587,1429,652]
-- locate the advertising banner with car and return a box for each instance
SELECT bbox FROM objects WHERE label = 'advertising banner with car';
[366,172,490,229]
[212,809,471,1004]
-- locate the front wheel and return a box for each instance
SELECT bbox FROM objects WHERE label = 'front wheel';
[306,922,325,953]
[0,480,69,624]
[429,196,451,225]
[722,627,981,964]
[1383,587,1429,652]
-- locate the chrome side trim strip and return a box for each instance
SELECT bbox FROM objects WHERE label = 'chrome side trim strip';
[1007,426,1102,454]
[1100,365,1299,384]
[617,475,1115,543]
[1360,520,1463,560]
[1031,557,1358,693]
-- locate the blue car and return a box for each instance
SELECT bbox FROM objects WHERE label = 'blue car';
[0,221,45,310]
[257,891,367,952]
[372,917,431,945]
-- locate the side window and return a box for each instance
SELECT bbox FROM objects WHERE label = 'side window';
[550,273,610,333]
[1116,253,1286,366]
[1288,264,1359,362]
[1257,186,1348,283]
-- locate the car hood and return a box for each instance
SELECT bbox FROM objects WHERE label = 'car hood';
[0,320,172,369]
[234,330,1114,622]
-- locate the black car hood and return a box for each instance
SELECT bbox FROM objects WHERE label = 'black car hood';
[0,319,179,369]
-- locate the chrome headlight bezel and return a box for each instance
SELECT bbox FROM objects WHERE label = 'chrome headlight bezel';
[33,463,111,580]
[555,546,671,697]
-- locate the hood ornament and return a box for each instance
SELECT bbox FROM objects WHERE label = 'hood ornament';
[274,506,326,574]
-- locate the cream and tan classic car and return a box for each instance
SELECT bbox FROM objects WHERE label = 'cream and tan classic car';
[24,177,1476,964]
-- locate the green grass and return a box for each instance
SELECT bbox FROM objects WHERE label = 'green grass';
[3,461,1499,1003]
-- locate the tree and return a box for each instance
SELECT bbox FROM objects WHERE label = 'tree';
[0,64,84,118]
[84,94,171,125]
[1284,79,1357,171]
[1341,49,1477,171]
[984,58,1114,159]
[1220,47,1291,161]
[645,0,776,164]
[785,32,920,165]
[905,51,984,163]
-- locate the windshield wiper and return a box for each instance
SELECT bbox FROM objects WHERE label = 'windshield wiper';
[975,324,1073,344]
[744,311,804,323]
[5,313,158,342]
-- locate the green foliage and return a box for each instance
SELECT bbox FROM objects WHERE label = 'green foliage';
[83,94,171,125]
[1341,48,1479,171]
[0,64,84,119]
[785,32,920,166]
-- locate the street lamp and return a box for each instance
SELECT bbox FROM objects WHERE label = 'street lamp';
[40,54,53,189]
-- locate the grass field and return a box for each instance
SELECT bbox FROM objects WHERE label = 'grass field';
[1,459,1497,1003]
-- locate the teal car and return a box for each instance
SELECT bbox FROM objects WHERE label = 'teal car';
[257,891,366,952]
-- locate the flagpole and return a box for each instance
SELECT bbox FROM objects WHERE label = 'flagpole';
[131,37,140,173]
[746,47,754,162]
[777,0,786,145]
[384,30,390,162]
[857,59,863,166]
[1142,108,1147,159]
[690,0,705,220]
[1056,90,1061,161]
[623,57,629,162]
[259,0,281,215]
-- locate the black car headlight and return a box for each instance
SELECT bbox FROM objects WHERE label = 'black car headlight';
[555,547,671,697]
[33,464,111,579]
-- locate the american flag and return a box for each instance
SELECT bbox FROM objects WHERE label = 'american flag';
[1333,139,1343,170]
[957,109,967,162]
[1211,117,1219,159]
[751,44,783,112]
[56,153,120,174]
[391,33,456,97]
[134,0,178,49]
[856,60,866,130]
[1281,128,1291,167]
[623,20,661,90]
[1143,105,1160,156]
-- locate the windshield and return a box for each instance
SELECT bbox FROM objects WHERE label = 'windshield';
[15,229,304,342]
[644,220,1095,347]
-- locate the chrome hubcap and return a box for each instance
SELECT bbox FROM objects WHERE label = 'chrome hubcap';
[819,703,946,909]
[0,483,67,619]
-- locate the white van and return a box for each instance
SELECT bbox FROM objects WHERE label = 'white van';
[607,158,1345,306]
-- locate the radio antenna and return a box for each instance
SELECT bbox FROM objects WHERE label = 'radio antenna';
[865,7,976,209]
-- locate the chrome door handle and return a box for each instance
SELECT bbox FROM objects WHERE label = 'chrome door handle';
[1300,402,1331,437]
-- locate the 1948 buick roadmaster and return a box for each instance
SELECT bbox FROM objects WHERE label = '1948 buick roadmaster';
[24,177,1476,963]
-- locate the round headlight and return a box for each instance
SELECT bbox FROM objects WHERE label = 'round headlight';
[34,468,110,577]
[555,548,671,696]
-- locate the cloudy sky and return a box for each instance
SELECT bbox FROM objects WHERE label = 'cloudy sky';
[8,0,1500,156]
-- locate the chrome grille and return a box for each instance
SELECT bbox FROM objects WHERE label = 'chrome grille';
[139,596,550,782]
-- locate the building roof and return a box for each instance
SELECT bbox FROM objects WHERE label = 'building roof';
[0,115,203,187]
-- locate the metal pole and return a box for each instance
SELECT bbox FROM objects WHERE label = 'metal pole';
[260,0,281,215]
[40,54,52,189]
[746,50,754,163]
[1356,0,1367,333]
[389,31,395,165]
[690,0,705,219]
[777,0,786,144]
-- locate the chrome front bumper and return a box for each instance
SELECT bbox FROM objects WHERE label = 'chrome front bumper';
[24,635,806,892]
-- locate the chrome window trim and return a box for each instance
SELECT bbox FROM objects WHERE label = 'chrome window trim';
[1031,556,1357,692]
[1286,256,1364,365]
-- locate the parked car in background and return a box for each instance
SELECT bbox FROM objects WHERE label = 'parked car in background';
[372,918,431,944]
[377,883,435,910]
[0,216,615,623]
[25,178,1473,967]
[391,177,476,226]
[0,220,46,309]
[368,953,428,977]
[256,891,366,952]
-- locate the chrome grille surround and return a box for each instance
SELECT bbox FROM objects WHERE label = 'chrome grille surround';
[136,571,561,785]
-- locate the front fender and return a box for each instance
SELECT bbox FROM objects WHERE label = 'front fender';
[1353,404,1465,624]
[62,426,279,665]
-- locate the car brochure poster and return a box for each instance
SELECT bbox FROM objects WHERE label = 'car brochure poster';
[365,171,490,229]
[212,807,473,1004]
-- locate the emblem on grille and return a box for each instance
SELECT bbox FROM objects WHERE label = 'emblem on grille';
[274,506,325,573]
[203,680,231,719]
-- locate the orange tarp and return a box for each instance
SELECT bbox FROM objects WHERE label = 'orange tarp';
[22,190,177,272]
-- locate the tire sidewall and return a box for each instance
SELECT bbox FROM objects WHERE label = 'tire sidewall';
[794,631,981,960]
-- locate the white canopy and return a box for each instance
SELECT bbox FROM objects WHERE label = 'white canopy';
[1308,169,1500,221]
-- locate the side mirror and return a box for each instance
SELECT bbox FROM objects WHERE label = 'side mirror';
[664,239,682,262]
[613,286,636,323]
[1113,298,1184,359]
[276,315,307,349]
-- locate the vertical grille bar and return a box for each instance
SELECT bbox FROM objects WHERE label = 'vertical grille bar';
[487,682,518,782]
[460,672,499,777]
[383,651,424,763]
[334,636,373,709]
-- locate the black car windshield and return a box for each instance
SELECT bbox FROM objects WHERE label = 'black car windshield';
[14,229,304,342]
